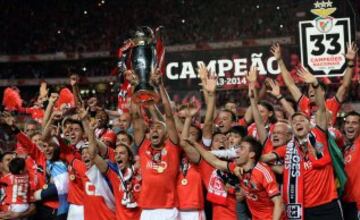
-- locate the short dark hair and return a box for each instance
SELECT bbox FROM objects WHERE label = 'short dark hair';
[67,119,84,132]
[227,126,247,138]
[220,109,236,122]
[242,136,263,163]
[117,131,134,144]
[345,111,360,119]
[9,158,25,175]
[291,112,310,121]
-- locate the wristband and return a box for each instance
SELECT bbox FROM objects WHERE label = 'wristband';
[347,60,355,68]
[276,95,284,101]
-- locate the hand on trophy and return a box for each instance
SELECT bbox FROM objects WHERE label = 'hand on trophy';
[150,68,163,87]
[125,70,139,86]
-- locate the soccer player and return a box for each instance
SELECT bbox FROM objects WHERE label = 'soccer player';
[271,42,358,126]
[277,68,342,219]
[184,136,284,220]
[342,111,360,219]
[132,69,180,220]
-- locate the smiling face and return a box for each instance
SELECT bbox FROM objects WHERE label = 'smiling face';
[217,111,233,134]
[43,142,56,160]
[114,145,131,171]
[344,115,360,141]
[211,133,228,150]
[69,123,84,145]
[95,111,109,129]
[116,133,132,147]
[81,148,93,169]
[308,85,325,103]
[291,114,311,139]
[271,122,291,147]
[225,102,237,115]
[149,121,167,148]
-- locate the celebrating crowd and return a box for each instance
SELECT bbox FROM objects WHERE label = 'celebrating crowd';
[0,42,359,220]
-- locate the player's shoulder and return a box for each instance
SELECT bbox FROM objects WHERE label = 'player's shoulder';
[253,162,274,183]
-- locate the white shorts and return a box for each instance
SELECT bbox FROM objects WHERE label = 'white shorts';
[10,204,29,213]
[179,210,206,220]
[141,208,179,220]
[67,204,84,220]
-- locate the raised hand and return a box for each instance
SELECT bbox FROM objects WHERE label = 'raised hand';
[39,82,49,98]
[49,93,59,103]
[270,43,282,60]
[265,78,281,97]
[198,63,208,83]
[150,68,162,87]
[246,66,258,84]
[345,42,359,61]
[296,67,317,85]
[182,103,200,118]
[125,70,139,86]
[203,72,217,93]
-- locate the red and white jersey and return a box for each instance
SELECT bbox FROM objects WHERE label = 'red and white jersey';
[105,165,141,220]
[138,139,181,209]
[0,174,30,207]
[61,146,116,220]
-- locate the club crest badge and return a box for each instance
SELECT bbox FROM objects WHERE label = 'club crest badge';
[299,0,352,77]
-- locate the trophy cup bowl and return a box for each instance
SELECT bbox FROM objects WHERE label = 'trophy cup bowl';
[131,27,160,105]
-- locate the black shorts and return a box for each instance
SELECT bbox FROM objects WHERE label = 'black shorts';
[341,201,358,220]
[304,199,343,220]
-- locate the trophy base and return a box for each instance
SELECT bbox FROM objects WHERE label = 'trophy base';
[133,83,160,105]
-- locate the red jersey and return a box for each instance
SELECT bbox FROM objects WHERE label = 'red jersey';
[105,165,141,220]
[0,174,30,207]
[16,132,58,209]
[298,95,341,125]
[277,127,338,208]
[176,156,204,210]
[198,159,237,220]
[59,141,85,206]
[248,123,275,141]
[138,139,181,209]
[343,136,360,209]
[229,162,281,220]
[62,149,116,220]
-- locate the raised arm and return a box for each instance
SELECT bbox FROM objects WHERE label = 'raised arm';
[336,42,358,102]
[248,67,267,144]
[297,68,327,130]
[180,104,201,163]
[184,138,228,171]
[152,69,179,144]
[271,43,302,102]
[200,65,217,140]
[130,98,146,146]
[265,78,295,118]
[42,93,59,127]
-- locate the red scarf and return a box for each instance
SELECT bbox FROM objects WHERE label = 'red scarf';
[207,169,227,205]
